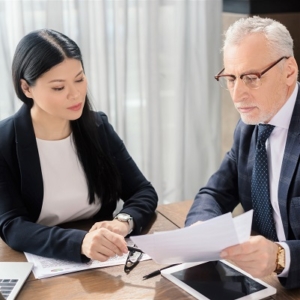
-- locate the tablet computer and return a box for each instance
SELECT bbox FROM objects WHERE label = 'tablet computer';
[161,260,276,300]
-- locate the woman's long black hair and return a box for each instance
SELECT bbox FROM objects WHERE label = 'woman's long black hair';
[12,29,121,205]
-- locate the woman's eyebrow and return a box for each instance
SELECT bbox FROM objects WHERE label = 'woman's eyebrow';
[48,70,83,83]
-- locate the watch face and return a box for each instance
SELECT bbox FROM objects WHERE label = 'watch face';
[117,214,131,221]
[116,214,134,234]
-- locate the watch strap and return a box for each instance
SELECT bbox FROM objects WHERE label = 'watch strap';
[274,244,285,275]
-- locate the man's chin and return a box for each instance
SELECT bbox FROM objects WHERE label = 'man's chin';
[240,115,259,125]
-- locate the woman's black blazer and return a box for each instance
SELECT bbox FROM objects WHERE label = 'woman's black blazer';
[0,105,158,262]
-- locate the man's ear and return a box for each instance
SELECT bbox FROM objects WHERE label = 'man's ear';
[285,57,298,86]
[20,79,33,98]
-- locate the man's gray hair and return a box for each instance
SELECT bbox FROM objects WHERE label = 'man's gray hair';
[223,16,294,58]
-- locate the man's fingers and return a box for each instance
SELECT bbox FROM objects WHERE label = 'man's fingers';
[191,221,203,226]
[219,236,278,278]
[220,244,245,258]
[221,238,259,258]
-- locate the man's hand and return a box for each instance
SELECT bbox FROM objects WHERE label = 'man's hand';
[81,228,128,261]
[89,219,130,237]
[220,235,278,278]
[191,220,203,226]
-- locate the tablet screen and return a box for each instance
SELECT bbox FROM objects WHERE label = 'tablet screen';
[169,261,267,300]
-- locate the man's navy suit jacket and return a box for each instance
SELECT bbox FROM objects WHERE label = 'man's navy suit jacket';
[186,83,300,289]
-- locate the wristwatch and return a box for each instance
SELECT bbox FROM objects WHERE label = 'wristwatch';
[274,244,285,275]
[114,213,134,235]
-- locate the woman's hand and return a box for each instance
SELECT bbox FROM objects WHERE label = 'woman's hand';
[89,219,130,237]
[81,227,128,261]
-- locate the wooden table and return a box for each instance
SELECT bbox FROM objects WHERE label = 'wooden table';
[156,199,193,228]
[2,200,300,299]
[1,212,197,300]
[157,200,300,300]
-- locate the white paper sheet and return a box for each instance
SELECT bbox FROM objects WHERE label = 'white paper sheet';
[131,210,253,264]
[24,238,150,279]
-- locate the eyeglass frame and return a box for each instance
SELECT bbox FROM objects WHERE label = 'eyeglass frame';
[124,246,143,274]
[214,56,290,90]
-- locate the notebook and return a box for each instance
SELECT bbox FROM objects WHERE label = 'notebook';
[0,262,33,300]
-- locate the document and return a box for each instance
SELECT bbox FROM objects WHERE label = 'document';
[24,239,150,279]
[131,210,253,264]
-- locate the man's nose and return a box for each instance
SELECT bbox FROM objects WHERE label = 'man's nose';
[230,77,248,103]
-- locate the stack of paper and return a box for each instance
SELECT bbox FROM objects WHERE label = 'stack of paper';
[131,210,253,264]
[25,239,150,279]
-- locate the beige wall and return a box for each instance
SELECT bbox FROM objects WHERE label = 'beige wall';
[221,12,300,158]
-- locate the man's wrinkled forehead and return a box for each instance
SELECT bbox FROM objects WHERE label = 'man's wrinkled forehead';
[223,34,273,74]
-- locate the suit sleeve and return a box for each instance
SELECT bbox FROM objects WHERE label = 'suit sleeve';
[97,112,158,235]
[279,241,300,289]
[0,151,89,263]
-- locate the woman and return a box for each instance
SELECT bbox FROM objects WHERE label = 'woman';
[0,29,158,263]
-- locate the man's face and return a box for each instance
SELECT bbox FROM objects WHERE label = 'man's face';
[223,34,290,124]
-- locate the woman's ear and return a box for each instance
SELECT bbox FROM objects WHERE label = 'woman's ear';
[20,79,33,98]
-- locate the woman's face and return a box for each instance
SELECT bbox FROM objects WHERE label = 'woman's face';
[21,58,87,122]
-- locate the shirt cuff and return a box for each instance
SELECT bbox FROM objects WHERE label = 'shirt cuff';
[276,242,290,277]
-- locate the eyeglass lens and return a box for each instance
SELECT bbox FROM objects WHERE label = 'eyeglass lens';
[219,75,261,90]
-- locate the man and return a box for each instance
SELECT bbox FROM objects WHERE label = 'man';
[185,16,299,289]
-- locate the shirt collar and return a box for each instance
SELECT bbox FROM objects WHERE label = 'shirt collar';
[269,83,299,130]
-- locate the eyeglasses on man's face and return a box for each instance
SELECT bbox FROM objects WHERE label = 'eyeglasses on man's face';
[124,246,143,274]
[214,56,290,90]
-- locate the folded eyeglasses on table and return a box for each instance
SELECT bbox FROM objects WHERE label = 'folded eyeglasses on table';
[125,246,144,274]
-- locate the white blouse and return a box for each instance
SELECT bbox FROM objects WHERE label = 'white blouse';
[36,134,101,226]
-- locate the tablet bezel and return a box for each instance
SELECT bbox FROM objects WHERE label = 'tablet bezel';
[161,260,276,300]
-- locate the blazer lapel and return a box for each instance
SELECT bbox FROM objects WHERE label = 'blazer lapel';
[247,126,258,185]
[14,105,43,220]
[278,83,300,238]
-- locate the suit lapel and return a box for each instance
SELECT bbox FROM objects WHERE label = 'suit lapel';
[247,126,258,184]
[14,105,43,220]
[278,83,300,238]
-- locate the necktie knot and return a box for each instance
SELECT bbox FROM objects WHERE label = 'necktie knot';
[256,124,275,150]
[257,124,275,143]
